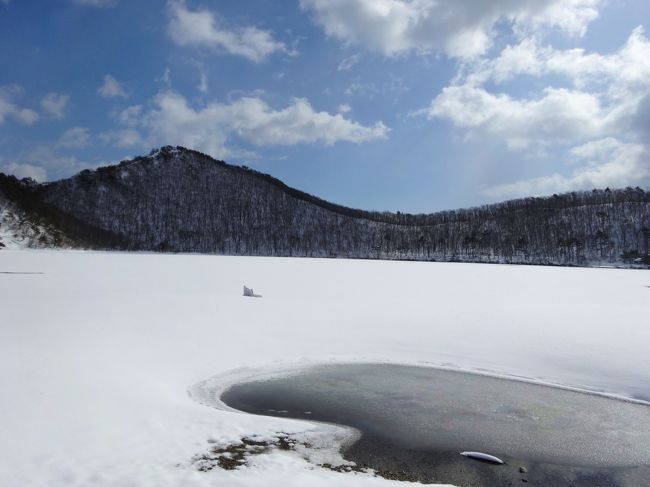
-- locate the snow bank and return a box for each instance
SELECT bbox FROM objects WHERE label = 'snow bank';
[1,250,648,486]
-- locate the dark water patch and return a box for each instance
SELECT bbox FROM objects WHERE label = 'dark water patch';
[221,364,650,486]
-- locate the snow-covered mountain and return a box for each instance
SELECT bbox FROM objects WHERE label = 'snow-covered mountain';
[1,145,648,266]
[0,192,77,250]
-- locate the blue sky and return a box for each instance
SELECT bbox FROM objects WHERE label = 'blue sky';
[1,0,649,212]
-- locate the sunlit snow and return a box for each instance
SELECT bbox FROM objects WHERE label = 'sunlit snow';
[1,250,648,486]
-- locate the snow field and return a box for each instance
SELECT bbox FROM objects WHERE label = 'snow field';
[1,250,648,486]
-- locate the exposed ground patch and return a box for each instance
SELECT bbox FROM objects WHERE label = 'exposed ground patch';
[192,433,371,477]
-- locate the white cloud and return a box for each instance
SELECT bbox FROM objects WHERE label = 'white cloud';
[300,0,602,58]
[2,142,98,183]
[422,85,608,149]
[115,105,143,127]
[416,24,650,196]
[0,161,47,182]
[41,93,70,119]
[338,103,351,114]
[570,137,624,162]
[122,91,388,158]
[113,129,142,148]
[98,75,128,98]
[103,107,145,147]
[484,142,649,198]
[167,1,290,62]
[424,27,650,148]
[0,85,39,125]
[467,26,650,91]
[100,129,143,148]
[58,127,92,148]
[16,147,89,180]
[73,0,116,7]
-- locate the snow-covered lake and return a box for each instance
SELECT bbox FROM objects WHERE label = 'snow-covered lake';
[1,250,649,486]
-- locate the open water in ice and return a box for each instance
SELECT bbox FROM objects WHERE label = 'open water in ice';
[221,363,650,486]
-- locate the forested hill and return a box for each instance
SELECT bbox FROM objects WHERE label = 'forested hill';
[1,145,649,266]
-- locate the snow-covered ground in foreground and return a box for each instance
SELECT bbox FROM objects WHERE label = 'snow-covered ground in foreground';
[1,250,649,487]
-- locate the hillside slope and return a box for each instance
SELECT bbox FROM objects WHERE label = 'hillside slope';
[1,146,649,266]
[0,192,78,250]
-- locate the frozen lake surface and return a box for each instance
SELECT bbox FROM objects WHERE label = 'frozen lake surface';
[222,363,650,486]
[2,250,649,487]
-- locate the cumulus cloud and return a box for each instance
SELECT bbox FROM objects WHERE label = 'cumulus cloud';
[8,146,91,181]
[0,85,39,125]
[570,137,625,161]
[300,0,602,58]
[0,161,47,182]
[98,75,128,98]
[2,137,97,183]
[415,24,650,197]
[484,142,649,199]
[423,28,650,146]
[118,91,388,158]
[167,1,290,62]
[102,107,144,147]
[466,26,650,92]
[100,129,143,149]
[58,127,92,148]
[113,104,142,127]
[41,93,70,119]
[422,85,608,149]
[114,129,142,148]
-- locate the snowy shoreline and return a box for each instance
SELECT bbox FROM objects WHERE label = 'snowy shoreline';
[186,358,650,484]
